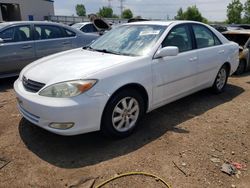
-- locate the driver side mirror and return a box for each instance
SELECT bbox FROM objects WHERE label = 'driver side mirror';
[154,46,179,59]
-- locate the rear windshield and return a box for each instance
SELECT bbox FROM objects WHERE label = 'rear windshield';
[223,33,249,46]
[0,23,8,30]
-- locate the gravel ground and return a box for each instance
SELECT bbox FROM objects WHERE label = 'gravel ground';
[0,73,249,188]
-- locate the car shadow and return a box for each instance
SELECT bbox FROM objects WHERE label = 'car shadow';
[232,71,250,78]
[19,84,244,169]
[0,77,18,93]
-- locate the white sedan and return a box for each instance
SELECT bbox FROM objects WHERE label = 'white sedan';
[14,21,239,138]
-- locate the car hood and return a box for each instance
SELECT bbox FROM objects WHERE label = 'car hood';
[22,48,136,85]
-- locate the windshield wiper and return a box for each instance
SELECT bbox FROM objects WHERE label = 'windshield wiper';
[83,47,126,56]
[94,49,122,55]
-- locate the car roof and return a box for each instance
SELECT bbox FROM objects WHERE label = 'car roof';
[222,30,250,35]
[124,20,203,26]
[0,21,68,27]
[73,22,92,25]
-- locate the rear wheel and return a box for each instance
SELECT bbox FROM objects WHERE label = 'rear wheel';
[235,60,246,75]
[101,89,145,138]
[212,64,229,94]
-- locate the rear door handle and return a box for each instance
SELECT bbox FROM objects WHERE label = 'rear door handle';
[62,41,70,45]
[189,57,198,62]
[219,50,225,54]
[22,45,32,49]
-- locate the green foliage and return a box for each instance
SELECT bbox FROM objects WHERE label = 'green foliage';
[122,9,133,19]
[244,0,250,23]
[75,4,86,17]
[227,0,243,24]
[174,6,207,23]
[98,7,113,18]
[174,8,185,20]
[112,14,119,18]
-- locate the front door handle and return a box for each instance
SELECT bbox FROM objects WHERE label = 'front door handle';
[219,50,225,54]
[189,57,198,62]
[22,45,32,49]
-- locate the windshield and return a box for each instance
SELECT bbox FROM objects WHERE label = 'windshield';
[89,24,166,56]
[0,24,8,30]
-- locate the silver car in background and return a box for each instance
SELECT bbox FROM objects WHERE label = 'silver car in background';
[0,21,99,78]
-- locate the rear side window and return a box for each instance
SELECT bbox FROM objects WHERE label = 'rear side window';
[64,28,76,37]
[162,25,193,53]
[81,24,98,33]
[192,24,221,49]
[34,25,64,40]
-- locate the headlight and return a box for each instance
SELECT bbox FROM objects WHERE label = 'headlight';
[39,80,97,98]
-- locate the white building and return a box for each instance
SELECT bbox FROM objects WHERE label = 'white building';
[0,0,54,22]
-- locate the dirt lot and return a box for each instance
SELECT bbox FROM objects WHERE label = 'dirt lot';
[0,73,249,188]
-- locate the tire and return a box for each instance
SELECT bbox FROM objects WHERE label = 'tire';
[235,60,246,75]
[101,89,145,138]
[212,64,229,94]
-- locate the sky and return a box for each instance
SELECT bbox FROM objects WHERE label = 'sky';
[54,0,247,22]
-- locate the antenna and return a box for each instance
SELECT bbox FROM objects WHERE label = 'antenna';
[107,0,112,8]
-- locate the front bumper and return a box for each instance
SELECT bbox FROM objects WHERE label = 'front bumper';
[14,79,108,136]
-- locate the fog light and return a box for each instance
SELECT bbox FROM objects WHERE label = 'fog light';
[49,122,74,130]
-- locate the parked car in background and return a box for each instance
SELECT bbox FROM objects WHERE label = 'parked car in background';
[14,21,239,138]
[223,30,250,74]
[0,21,99,78]
[71,22,99,34]
[210,24,228,33]
[72,19,111,35]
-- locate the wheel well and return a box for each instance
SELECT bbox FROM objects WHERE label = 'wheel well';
[106,83,149,112]
[239,59,247,70]
[223,62,231,74]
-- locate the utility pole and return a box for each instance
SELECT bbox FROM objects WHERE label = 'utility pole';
[108,0,112,8]
[118,0,125,17]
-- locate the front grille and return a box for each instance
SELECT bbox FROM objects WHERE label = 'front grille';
[22,76,45,93]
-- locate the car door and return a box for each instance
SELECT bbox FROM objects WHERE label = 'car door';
[0,25,35,75]
[34,24,72,59]
[152,24,198,107]
[191,24,224,87]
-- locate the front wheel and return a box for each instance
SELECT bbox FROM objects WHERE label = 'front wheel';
[212,65,229,94]
[101,89,145,138]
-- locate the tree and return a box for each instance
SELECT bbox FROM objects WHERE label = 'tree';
[244,0,250,23]
[75,4,86,17]
[227,0,243,24]
[174,8,185,20]
[98,7,113,18]
[174,6,207,23]
[122,9,133,19]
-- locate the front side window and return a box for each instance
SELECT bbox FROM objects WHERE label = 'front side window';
[162,25,192,53]
[0,27,14,42]
[193,24,221,49]
[34,25,64,40]
[89,25,166,56]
